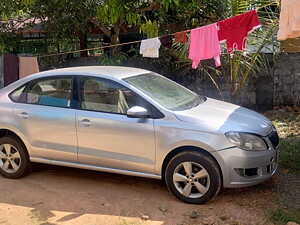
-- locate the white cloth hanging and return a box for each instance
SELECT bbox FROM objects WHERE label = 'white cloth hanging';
[139,37,161,58]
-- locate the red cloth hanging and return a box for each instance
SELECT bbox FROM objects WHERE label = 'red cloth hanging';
[174,31,188,44]
[217,10,261,53]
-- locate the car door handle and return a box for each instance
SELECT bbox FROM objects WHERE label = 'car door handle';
[80,119,91,127]
[18,112,29,119]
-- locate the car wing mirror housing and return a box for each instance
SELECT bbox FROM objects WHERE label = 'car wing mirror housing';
[127,106,150,118]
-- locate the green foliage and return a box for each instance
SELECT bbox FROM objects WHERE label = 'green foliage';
[95,0,228,41]
[29,0,101,40]
[229,0,278,16]
[96,0,125,25]
[140,20,159,38]
[0,0,229,55]
[22,0,35,6]
[230,0,250,16]
[98,52,128,66]
[126,13,141,26]
[160,0,180,11]
[0,33,22,54]
[0,0,34,19]
[268,208,300,225]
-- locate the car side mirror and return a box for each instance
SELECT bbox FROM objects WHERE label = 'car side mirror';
[127,106,150,118]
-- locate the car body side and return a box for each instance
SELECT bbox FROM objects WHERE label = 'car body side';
[0,69,277,189]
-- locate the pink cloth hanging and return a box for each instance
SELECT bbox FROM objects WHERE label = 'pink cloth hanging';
[188,23,221,69]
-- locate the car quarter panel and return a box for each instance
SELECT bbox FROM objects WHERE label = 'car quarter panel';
[0,101,32,153]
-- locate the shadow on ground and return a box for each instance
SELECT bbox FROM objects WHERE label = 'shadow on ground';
[0,164,277,225]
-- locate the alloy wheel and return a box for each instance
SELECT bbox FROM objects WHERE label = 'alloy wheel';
[173,161,210,198]
[0,144,22,174]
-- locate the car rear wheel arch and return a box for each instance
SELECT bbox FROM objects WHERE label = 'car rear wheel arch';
[161,146,223,185]
[0,129,29,157]
[0,129,32,178]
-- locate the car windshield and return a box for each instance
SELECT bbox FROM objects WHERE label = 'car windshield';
[124,73,206,111]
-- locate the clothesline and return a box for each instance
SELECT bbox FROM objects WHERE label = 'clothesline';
[38,1,278,58]
[38,40,143,58]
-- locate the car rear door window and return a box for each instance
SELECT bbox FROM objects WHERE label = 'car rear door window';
[10,77,73,108]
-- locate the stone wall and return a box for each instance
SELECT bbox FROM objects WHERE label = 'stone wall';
[273,53,300,106]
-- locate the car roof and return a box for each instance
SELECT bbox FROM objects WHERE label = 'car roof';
[31,66,150,80]
[0,66,153,94]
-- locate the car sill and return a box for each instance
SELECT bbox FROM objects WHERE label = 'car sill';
[30,157,161,180]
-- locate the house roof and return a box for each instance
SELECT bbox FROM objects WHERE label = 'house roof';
[0,18,45,34]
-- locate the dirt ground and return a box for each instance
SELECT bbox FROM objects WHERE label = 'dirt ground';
[0,164,277,225]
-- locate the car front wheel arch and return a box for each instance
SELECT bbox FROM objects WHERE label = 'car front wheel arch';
[161,146,223,185]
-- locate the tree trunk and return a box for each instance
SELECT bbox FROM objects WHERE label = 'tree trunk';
[79,32,88,57]
[110,25,120,56]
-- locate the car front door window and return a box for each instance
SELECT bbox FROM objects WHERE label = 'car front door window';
[80,77,149,114]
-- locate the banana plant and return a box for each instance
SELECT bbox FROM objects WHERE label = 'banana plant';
[225,0,280,96]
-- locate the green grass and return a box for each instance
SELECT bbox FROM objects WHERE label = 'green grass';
[278,138,300,172]
[265,111,300,172]
[264,111,300,225]
[268,208,300,225]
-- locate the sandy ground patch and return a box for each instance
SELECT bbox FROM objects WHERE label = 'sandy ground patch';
[0,164,277,225]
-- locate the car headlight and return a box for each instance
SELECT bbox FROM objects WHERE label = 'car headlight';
[225,132,267,151]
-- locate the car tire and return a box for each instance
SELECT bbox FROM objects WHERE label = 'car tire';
[165,151,222,204]
[0,136,31,179]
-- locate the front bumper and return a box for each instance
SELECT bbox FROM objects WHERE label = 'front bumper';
[211,146,279,188]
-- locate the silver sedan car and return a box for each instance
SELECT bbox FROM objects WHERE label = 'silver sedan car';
[0,66,279,204]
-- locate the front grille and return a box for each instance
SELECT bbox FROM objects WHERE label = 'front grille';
[268,130,279,148]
